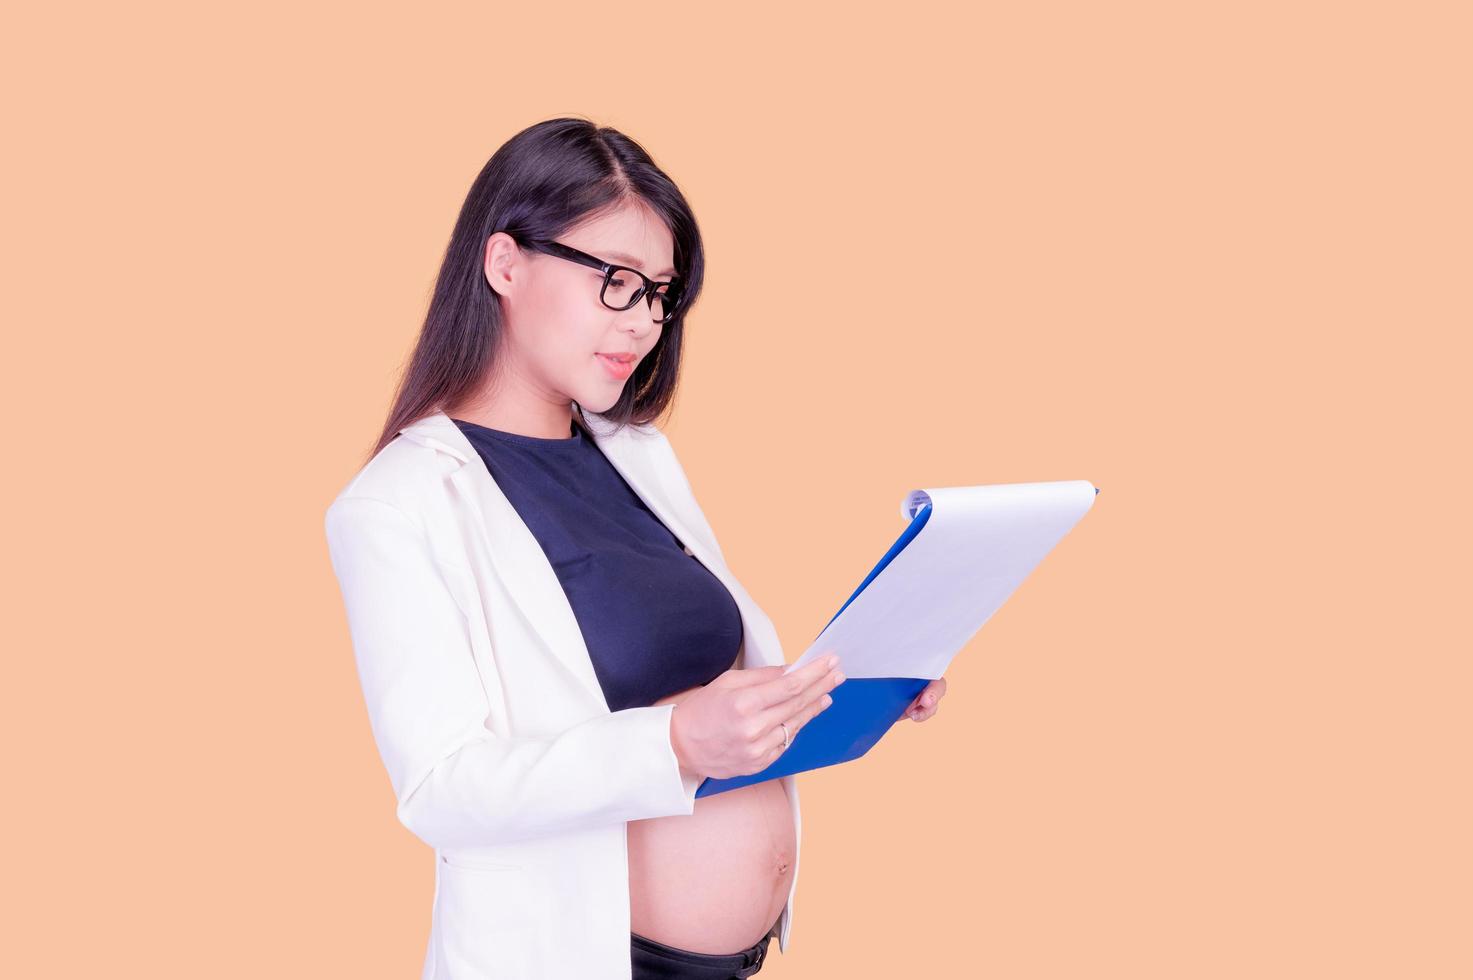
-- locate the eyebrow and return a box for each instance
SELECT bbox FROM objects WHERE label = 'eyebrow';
[601,250,677,278]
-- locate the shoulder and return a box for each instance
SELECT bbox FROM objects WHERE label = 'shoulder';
[325,430,454,532]
[581,409,683,470]
[578,408,667,447]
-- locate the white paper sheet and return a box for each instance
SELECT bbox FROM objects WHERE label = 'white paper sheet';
[787,480,1098,681]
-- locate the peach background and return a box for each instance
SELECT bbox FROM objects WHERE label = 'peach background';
[6,2,1469,977]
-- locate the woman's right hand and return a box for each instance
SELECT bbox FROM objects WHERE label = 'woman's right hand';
[669,652,846,780]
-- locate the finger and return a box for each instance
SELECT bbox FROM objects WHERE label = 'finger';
[725,664,789,687]
[907,699,939,722]
[758,660,844,729]
[760,688,835,760]
[913,680,944,712]
[751,653,842,709]
[783,676,842,734]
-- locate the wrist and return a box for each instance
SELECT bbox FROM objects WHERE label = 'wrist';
[669,703,701,781]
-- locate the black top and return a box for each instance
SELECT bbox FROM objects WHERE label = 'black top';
[452,416,743,711]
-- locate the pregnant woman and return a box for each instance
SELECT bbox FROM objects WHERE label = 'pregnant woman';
[325,118,945,979]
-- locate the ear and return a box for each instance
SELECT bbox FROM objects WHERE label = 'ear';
[483,231,523,299]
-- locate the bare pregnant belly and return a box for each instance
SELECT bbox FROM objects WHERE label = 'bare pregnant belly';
[626,688,798,954]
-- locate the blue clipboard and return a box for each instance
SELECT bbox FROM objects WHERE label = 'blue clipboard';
[695,485,1099,798]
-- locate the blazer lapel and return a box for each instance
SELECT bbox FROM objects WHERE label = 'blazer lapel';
[398,412,606,706]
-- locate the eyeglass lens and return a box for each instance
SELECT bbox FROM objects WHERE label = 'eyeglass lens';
[603,270,677,323]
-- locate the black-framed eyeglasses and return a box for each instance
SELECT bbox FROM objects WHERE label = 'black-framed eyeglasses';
[519,237,683,324]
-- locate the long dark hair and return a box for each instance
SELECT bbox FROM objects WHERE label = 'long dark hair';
[366,117,705,463]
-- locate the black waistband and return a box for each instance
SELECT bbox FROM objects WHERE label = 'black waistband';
[631,930,771,977]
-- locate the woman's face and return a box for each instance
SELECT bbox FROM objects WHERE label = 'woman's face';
[484,200,676,418]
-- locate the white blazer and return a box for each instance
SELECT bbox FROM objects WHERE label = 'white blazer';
[324,410,800,979]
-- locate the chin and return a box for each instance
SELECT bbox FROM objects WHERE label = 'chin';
[572,388,622,415]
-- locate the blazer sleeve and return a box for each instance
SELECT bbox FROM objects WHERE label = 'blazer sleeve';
[325,494,702,851]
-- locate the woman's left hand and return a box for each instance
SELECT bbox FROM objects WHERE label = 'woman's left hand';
[901,676,947,722]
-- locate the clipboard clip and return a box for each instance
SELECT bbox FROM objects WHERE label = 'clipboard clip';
[901,489,932,521]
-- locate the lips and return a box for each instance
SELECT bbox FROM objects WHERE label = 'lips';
[596,352,637,380]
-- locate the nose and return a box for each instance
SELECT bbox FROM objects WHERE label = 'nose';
[613,291,660,338]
